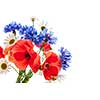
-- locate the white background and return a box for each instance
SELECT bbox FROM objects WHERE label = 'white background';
[0,0,100,100]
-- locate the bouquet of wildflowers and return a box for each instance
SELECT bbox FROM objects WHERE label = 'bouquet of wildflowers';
[0,18,72,83]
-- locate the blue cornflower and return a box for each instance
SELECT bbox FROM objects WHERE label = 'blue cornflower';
[20,25,44,45]
[19,25,34,35]
[32,33,44,45]
[59,47,72,71]
[4,22,22,33]
[22,28,57,45]
[4,22,57,45]
[40,28,57,44]
[20,26,38,40]
[10,23,43,45]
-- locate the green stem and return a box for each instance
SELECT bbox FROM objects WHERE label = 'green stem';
[16,70,25,83]
[37,41,46,54]
[31,18,35,27]
[11,66,19,74]
[22,70,33,83]
[38,46,43,54]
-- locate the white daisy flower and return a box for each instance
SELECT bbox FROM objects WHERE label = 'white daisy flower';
[39,20,48,31]
[33,19,52,31]
[4,33,18,47]
[0,58,11,74]
[39,20,53,33]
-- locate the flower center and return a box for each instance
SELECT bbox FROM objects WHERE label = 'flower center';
[44,38,48,42]
[12,30,16,36]
[31,18,35,22]
[52,76,57,81]
[1,63,7,70]
[41,26,46,31]
[9,39,15,45]
[45,63,49,68]
[25,53,30,60]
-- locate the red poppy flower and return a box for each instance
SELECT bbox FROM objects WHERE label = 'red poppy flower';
[37,42,51,52]
[9,40,40,73]
[0,46,3,53]
[0,46,5,58]
[42,52,61,80]
[43,43,51,52]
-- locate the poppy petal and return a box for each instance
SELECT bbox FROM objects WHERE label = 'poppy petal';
[43,69,51,80]
[43,43,51,52]
[17,40,34,50]
[9,51,28,70]
[13,52,25,61]
[14,59,28,70]
[29,53,40,73]
[45,52,58,63]
[0,54,5,58]
[49,66,58,76]
[0,46,3,53]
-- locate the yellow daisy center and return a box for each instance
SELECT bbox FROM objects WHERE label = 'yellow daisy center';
[0,63,7,70]
[31,18,35,22]
[9,39,15,45]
